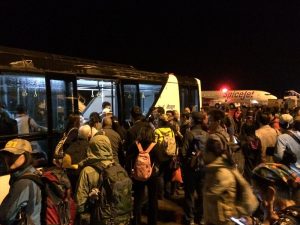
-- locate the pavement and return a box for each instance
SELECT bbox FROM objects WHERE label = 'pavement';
[141,190,186,225]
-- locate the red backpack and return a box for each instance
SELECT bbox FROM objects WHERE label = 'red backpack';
[133,142,156,181]
[17,167,76,225]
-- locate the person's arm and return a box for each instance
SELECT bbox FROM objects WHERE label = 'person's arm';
[75,167,99,213]
[29,118,47,132]
[274,136,286,161]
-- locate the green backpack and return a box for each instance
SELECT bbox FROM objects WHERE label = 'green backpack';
[89,163,133,225]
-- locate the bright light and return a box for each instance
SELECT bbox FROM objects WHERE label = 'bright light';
[221,88,228,93]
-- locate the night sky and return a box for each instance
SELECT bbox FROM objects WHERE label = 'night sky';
[1,1,300,98]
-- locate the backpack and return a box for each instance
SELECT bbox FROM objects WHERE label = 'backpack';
[157,128,177,156]
[188,129,208,171]
[89,163,133,225]
[53,128,77,161]
[16,167,76,225]
[230,169,259,217]
[133,141,156,181]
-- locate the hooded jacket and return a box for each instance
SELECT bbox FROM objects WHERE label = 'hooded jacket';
[75,135,114,213]
[0,164,42,225]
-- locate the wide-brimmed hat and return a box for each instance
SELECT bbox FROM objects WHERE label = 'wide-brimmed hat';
[0,139,32,155]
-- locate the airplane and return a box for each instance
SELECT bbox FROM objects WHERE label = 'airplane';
[202,89,277,107]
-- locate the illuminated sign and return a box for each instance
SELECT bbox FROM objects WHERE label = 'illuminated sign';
[223,91,254,100]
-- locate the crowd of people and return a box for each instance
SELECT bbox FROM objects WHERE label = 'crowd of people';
[0,102,299,225]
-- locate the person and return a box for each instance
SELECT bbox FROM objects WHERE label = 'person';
[250,163,300,225]
[181,111,209,225]
[126,125,161,225]
[63,124,90,192]
[102,116,123,164]
[154,114,176,199]
[100,101,112,118]
[0,139,42,225]
[255,112,280,163]
[202,109,258,225]
[15,104,47,134]
[274,115,299,166]
[75,134,132,225]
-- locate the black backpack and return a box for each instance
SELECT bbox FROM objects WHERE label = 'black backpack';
[188,129,208,171]
[89,163,133,225]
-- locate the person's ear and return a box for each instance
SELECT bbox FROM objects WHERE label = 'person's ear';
[10,154,25,170]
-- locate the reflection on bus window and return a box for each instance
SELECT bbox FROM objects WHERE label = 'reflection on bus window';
[0,74,47,136]
[77,79,117,121]
[50,80,75,132]
[139,84,162,115]
[123,84,137,120]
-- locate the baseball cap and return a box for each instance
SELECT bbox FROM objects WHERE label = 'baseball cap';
[0,139,32,155]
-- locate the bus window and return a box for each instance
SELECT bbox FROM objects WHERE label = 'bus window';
[139,84,162,115]
[123,84,137,121]
[77,79,118,120]
[0,74,47,135]
[50,79,74,132]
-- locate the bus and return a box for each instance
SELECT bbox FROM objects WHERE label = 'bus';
[0,46,202,157]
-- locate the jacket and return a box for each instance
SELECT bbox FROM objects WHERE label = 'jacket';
[0,165,42,225]
[203,156,237,225]
[75,135,114,213]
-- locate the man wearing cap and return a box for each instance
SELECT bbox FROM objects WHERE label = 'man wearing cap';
[250,163,300,225]
[0,139,42,225]
[181,111,209,225]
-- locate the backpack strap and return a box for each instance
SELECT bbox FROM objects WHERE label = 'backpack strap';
[286,130,300,145]
[135,141,156,154]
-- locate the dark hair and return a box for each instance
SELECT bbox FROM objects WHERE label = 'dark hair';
[16,104,26,114]
[157,106,165,115]
[136,125,155,148]
[102,101,111,109]
[258,112,270,125]
[206,138,224,157]
[131,106,143,120]
[65,113,81,132]
[89,112,101,127]
[209,109,225,122]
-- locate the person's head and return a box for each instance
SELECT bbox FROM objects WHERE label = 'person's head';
[0,139,32,175]
[203,138,225,165]
[66,113,81,131]
[257,112,271,126]
[191,111,208,126]
[16,104,26,114]
[208,109,225,131]
[102,116,113,128]
[184,107,191,114]
[89,112,101,129]
[156,106,165,116]
[87,135,113,167]
[78,125,92,140]
[166,110,174,121]
[102,101,111,110]
[158,114,169,127]
[173,110,180,121]
[131,106,143,121]
[279,113,294,130]
[136,125,155,146]
[252,163,299,216]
